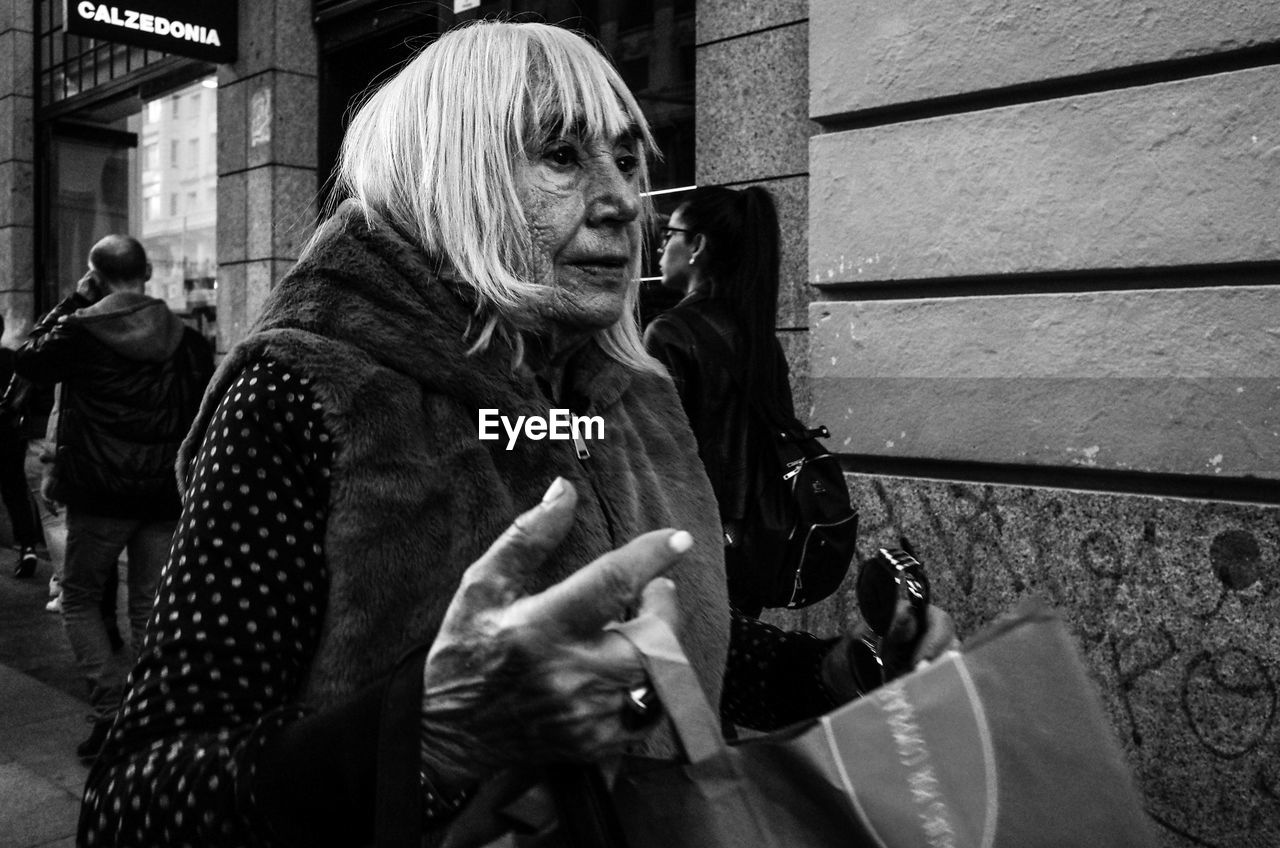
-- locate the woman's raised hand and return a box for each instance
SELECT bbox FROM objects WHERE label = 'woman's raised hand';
[419,478,690,785]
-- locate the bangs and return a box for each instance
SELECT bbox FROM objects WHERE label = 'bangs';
[522,30,655,158]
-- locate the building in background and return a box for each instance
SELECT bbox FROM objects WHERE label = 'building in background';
[2,2,1278,845]
[8,1,223,346]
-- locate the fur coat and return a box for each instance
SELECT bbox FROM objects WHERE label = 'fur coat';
[179,201,731,730]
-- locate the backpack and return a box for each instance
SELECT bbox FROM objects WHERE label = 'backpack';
[680,311,858,610]
[733,419,858,609]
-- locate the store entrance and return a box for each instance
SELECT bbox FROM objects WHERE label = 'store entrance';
[44,123,134,308]
[40,77,219,345]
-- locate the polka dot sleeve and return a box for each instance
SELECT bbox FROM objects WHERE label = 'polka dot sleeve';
[80,359,345,847]
[721,611,841,731]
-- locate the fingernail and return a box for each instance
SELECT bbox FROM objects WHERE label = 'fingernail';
[542,477,567,504]
[667,530,693,554]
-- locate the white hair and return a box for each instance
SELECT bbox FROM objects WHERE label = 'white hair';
[337,20,660,372]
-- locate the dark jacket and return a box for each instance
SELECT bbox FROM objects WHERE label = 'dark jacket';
[15,291,213,519]
[645,299,797,614]
[644,296,795,525]
[0,348,56,441]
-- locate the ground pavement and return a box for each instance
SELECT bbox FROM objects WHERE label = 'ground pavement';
[0,546,92,848]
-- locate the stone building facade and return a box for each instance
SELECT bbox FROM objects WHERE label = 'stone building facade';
[2,1,1278,844]
[743,5,1279,846]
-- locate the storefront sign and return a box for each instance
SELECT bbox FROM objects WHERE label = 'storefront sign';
[453,0,480,12]
[64,1,237,63]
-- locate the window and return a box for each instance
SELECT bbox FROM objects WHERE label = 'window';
[36,0,169,108]
[171,96,180,119]
[147,101,162,123]
[170,140,180,168]
[169,193,179,216]
[143,143,159,170]
[189,138,200,168]
[145,193,160,221]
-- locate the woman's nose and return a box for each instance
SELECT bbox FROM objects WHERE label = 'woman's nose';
[586,160,640,225]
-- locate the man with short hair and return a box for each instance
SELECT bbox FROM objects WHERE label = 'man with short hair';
[16,234,213,760]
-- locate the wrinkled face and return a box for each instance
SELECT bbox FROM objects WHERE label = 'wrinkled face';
[657,206,695,292]
[516,128,643,337]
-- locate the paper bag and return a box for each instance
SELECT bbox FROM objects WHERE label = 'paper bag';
[608,599,1157,848]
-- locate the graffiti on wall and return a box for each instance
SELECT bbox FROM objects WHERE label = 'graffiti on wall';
[779,478,1278,848]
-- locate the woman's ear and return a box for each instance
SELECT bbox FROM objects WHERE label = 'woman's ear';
[689,233,707,266]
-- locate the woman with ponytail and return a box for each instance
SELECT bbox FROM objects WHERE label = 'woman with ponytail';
[645,185,795,616]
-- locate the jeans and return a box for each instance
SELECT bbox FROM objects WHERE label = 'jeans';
[24,440,65,579]
[62,508,176,719]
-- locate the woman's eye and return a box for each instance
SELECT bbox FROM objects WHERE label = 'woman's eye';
[616,153,640,175]
[546,145,579,167]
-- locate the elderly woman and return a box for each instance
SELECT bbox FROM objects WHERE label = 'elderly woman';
[81,21,951,847]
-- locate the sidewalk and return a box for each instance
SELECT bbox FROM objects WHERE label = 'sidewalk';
[0,550,89,848]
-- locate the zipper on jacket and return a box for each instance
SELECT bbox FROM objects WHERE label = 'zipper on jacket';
[569,430,619,546]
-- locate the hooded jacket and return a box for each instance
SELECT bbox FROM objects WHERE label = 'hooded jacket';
[178,201,732,736]
[16,290,213,519]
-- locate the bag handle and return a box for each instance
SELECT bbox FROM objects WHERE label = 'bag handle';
[607,615,727,765]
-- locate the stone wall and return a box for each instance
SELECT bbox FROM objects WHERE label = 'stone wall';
[0,0,36,343]
[718,1,1280,845]
[215,0,319,354]
[696,1,815,411]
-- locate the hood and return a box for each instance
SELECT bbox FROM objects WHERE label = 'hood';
[70,292,185,363]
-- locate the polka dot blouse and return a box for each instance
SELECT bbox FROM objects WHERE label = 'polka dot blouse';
[80,358,839,847]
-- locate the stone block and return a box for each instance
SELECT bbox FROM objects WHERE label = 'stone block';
[214,261,247,354]
[230,0,316,79]
[0,161,33,228]
[246,259,277,322]
[273,0,318,77]
[811,65,1280,282]
[697,0,807,45]
[247,72,319,171]
[271,168,318,258]
[217,77,247,175]
[0,223,32,287]
[0,225,34,340]
[697,22,815,185]
[217,170,247,266]
[811,0,1280,120]
[778,328,810,421]
[246,167,273,261]
[0,28,33,98]
[236,1,277,75]
[810,289,1280,478]
[274,72,319,169]
[0,94,33,163]
[247,165,317,262]
[0,0,34,32]
[765,475,1280,848]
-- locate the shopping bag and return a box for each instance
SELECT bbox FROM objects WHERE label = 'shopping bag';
[607,599,1157,848]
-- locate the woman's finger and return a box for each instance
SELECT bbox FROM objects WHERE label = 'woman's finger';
[464,477,580,587]
[511,529,693,638]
